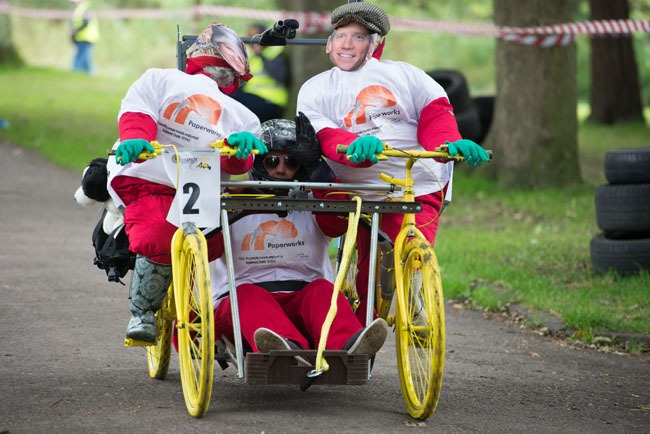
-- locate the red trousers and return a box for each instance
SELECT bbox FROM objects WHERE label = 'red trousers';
[213,279,364,351]
[354,189,444,321]
[112,176,224,264]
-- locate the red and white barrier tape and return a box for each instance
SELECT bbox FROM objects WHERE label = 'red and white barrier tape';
[1,3,648,43]
[499,19,650,46]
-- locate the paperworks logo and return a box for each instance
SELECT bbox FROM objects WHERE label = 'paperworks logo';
[241,218,298,251]
[163,94,222,125]
[344,85,397,127]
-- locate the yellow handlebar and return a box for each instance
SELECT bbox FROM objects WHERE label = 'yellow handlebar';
[336,143,464,162]
[108,139,256,162]
[336,143,492,163]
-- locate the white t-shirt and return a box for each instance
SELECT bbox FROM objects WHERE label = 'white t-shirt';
[297,58,454,200]
[107,68,261,207]
[211,210,333,306]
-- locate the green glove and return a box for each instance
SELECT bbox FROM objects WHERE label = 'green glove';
[115,139,155,166]
[346,136,383,164]
[227,132,268,159]
[447,139,490,167]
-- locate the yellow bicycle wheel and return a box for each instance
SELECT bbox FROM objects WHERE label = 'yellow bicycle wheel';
[172,228,214,418]
[146,285,175,379]
[394,239,445,420]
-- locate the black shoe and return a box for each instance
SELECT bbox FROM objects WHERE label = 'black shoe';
[344,318,388,356]
[253,328,312,367]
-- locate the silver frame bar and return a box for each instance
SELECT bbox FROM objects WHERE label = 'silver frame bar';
[221,208,245,378]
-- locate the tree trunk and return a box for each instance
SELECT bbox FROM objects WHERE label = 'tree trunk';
[0,13,22,65]
[484,0,581,189]
[280,0,339,117]
[588,0,644,124]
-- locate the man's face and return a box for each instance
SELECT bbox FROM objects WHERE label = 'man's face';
[217,42,247,74]
[326,22,376,72]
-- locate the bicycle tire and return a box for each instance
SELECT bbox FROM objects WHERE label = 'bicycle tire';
[146,285,174,380]
[172,228,214,418]
[394,238,445,420]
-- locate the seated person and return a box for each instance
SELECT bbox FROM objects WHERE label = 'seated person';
[211,114,388,360]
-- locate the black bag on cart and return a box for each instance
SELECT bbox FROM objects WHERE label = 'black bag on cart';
[91,209,135,284]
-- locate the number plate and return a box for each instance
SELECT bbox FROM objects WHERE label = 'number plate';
[162,149,221,228]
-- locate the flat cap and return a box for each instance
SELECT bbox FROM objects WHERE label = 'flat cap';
[331,2,390,37]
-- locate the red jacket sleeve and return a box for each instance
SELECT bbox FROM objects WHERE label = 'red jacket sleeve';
[312,184,349,238]
[118,112,157,141]
[417,97,462,151]
[317,127,373,168]
[221,155,253,175]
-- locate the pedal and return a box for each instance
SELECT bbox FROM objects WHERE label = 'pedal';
[124,337,155,347]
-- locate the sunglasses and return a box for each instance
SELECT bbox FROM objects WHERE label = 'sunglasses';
[263,155,300,171]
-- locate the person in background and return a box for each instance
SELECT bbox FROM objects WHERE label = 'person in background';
[107,22,268,344]
[232,23,290,122]
[296,2,490,321]
[69,0,100,74]
[210,114,388,362]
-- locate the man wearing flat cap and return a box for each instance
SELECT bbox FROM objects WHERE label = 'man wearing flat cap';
[297,1,490,322]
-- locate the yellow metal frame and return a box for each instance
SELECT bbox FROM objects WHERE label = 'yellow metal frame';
[117,140,471,419]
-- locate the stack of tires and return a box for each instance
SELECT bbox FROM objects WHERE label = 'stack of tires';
[590,147,650,275]
[426,70,493,145]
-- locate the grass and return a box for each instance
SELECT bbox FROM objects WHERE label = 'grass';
[438,166,650,336]
[0,67,129,169]
[1,65,649,340]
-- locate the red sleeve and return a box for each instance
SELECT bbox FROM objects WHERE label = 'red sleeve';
[220,155,253,175]
[118,112,157,141]
[417,97,462,151]
[317,127,373,168]
[312,184,349,238]
[372,38,385,60]
[315,213,348,238]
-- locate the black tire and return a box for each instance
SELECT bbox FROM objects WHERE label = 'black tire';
[595,184,650,233]
[604,147,650,184]
[590,232,650,275]
[455,106,482,143]
[472,95,495,143]
[426,70,474,113]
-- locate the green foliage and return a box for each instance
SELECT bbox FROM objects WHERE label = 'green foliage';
[624,339,647,354]
[8,0,648,105]
[439,147,650,334]
[0,67,129,169]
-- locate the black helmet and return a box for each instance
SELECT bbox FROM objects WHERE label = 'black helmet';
[251,118,319,181]
[250,116,335,196]
[251,119,306,185]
